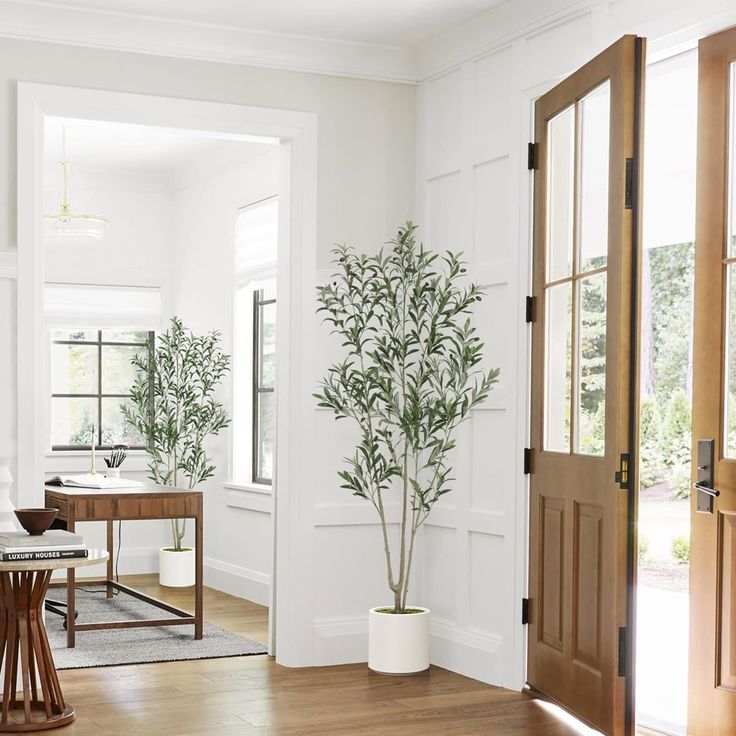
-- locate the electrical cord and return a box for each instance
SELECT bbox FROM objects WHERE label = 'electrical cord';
[79,520,123,596]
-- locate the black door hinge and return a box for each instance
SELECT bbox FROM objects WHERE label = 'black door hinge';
[625,158,634,209]
[618,626,627,676]
[527,142,538,171]
[523,448,532,475]
[521,597,530,625]
[525,295,535,323]
[614,453,630,489]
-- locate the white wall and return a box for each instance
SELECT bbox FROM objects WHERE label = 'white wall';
[0,36,416,667]
[414,0,736,693]
[172,147,280,606]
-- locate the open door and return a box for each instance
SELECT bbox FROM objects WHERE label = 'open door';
[528,35,644,735]
[689,25,736,736]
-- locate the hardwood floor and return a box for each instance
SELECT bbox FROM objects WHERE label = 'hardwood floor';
[42,575,601,735]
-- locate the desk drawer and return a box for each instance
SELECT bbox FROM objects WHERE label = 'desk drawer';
[45,494,68,520]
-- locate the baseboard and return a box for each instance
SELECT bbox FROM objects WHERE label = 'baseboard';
[203,556,270,606]
[312,614,504,684]
[313,616,368,665]
[430,621,505,686]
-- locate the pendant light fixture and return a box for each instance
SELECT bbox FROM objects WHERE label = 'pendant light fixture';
[44,125,107,241]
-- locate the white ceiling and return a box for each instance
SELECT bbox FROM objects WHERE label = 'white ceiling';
[23,0,507,48]
[43,117,276,185]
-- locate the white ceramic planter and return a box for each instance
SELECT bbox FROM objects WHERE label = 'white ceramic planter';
[368,606,430,674]
[159,547,195,587]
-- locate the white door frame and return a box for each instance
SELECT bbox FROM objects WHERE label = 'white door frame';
[16,82,318,664]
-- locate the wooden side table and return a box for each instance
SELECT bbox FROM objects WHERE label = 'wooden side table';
[0,550,108,732]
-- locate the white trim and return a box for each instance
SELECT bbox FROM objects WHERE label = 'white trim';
[17,81,318,668]
[0,252,17,280]
[225,488,273,514]
[204,556,271,607]
[0,0,417,84]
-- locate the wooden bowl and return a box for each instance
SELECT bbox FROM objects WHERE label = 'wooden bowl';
[14,508,58,536]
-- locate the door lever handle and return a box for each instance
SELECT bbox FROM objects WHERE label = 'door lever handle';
[692,482,721,498]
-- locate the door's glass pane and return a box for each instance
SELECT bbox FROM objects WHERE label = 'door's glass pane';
[729,63,736,258]
[51,343,98,394]
[102,397,145,447]
[102,345,146,394]
[576,273,607,455]
[256,391,275,482]
[579,82,611,272]
[545,282,572,451]
[547,106,575,282]
[259,302,276,388]
[51,397,96,447]
[725,266,736,456]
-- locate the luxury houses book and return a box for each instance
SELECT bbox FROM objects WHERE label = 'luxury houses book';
[0,529,84,548]
[45,474,144,490]
[0,549,88,562]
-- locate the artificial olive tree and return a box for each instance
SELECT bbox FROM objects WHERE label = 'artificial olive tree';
[315,223,498,612]
[123,316,230,550]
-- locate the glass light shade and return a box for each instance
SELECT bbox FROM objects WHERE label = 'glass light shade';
[44,213,108,241]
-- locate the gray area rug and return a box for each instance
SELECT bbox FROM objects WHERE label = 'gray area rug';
[47,586,267,669]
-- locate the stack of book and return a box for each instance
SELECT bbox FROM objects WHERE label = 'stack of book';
[0,529,88,562]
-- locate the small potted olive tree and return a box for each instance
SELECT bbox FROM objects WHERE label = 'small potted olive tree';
[123,317,230,587]
[315,223,498,674]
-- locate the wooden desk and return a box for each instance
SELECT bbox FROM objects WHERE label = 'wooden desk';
[44,484,203,648]
[0,550,108,731]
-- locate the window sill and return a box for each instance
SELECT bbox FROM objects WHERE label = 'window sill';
[223,481,272,496]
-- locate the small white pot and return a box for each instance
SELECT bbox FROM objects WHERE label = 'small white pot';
[368,606,430,674]
[159,547,195,587]
[105,468,121,479]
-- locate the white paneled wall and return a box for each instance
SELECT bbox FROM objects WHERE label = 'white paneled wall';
[416,39,525,689]
[415,0,736,694]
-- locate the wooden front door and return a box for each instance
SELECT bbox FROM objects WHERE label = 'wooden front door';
[528,35,644,735]
[689,25,736,736]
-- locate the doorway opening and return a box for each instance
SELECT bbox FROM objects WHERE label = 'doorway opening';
[636,49,698,736]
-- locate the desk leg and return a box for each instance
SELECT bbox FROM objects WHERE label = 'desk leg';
[106,520,114,598]
[195,514,203,640]
[66,569,75,649]
[66,515,76,649]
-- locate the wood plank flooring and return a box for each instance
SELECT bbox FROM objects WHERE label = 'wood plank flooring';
[38,576,602,735]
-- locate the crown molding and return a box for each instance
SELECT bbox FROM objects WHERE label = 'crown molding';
[0,0,419,84]
[0,251,17,280]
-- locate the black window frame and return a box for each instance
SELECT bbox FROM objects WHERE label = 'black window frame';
[50,329,154,451]
[252,289,275,485]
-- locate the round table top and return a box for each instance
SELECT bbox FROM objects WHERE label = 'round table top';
[0,549,108,572]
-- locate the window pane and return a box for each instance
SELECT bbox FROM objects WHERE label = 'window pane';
[545,282,572,451]
[102,330,149,344]
[102,398,145,447]
[51,397,96,447]
[259,302,276,388]
[546,105,575,282]
[576,273,607,455]
[51,329,97,342]
[725,266,736,456]
[51,343,98,394]
[102,345,145,394]
[579,82,611,272]
[256,391,275,482]
[729,62,736,258]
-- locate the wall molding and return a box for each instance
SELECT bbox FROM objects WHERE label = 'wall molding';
[0,252,17,280]
[204,555,270,607]
[0,0,417,84]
